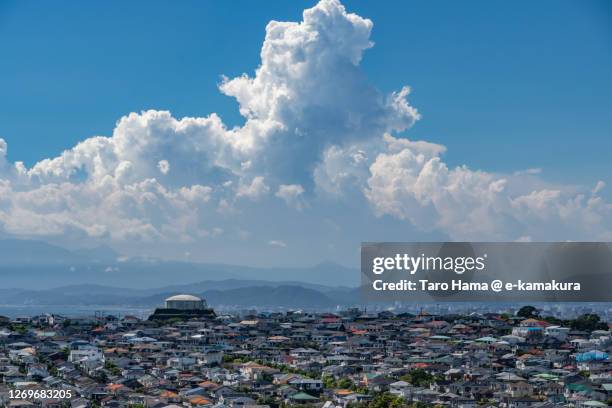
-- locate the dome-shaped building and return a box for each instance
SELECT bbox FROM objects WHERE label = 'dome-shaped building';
[165,294,206,310]
[148,293,215,321]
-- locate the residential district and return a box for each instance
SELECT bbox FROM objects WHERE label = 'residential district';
[0,294,610,408]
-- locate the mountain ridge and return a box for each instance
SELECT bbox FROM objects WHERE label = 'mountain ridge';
[0,239,359,288]
[0,280,360,309]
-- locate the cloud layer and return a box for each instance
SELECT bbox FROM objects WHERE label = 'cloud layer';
[0,0,610,257]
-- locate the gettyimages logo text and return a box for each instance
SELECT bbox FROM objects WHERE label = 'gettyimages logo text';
[371,253,487,275]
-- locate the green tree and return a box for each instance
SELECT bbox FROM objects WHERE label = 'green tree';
[97,371,108,383]
[570,314,607,332]
[104,361,121,376]
[542,315,564,325]
[517,305,538,318]
[11,324,27,335]
[368,392,406,408]
[410,403,433,408]
[322,374,336,389]
[402,369,434,387]
[337,377,353,389]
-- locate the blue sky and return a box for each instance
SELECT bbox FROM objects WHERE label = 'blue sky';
[0,0,610,265]
[1,1,610,182]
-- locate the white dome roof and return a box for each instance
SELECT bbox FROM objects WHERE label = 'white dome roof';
[165,294,201,302]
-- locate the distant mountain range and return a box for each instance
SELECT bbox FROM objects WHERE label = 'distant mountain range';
[0,281,360,310]
[0,239,358,289]
[0,239,361,309]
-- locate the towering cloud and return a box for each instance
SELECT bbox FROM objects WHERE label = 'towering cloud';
[0,0,609,255]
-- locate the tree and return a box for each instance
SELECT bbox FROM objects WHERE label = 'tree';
[322,374,336,389]
[11,324,27,335]
[570,314,607,332]
[368,393,406,408]
[222,355,237,363]
[542,315,564,325]
[401,369,435,387]
[97,371,108,383]
[517,306,538,318]
[261,372,274,383]
[104,361,121,376]
[337,377,353,389]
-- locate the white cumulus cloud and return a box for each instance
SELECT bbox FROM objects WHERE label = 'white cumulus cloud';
[275,184,306,210]
[237,176,270,200]
[0,0,609,257]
